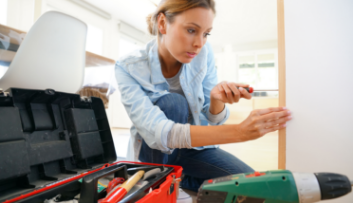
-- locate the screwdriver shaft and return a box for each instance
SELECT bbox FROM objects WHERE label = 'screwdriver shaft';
[253,89,278,92]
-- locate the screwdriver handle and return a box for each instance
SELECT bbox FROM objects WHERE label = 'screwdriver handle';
[238,87,254,93]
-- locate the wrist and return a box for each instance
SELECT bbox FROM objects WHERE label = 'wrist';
[210,97,224,115]
[232,124,246,142]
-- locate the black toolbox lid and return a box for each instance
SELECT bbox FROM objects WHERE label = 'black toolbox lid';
[0,88,117,201]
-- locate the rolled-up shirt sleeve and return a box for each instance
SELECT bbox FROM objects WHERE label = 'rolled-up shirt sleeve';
[207,105,227,124]
[115,62,174,154]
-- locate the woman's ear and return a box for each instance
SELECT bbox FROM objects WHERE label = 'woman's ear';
[157,13,167,35]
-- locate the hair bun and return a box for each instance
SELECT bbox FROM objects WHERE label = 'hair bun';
[146,13,156,36]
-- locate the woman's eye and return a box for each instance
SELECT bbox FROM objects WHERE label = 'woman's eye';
[204,33,211,38]
[187,29,195,33]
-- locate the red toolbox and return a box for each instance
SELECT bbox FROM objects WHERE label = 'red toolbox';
[0,88,182,203]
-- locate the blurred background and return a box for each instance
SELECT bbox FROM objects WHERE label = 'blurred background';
[0,0,279,171]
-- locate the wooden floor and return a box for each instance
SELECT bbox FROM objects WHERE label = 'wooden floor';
[222,97,279,171]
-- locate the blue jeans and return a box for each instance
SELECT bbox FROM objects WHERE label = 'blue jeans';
[139,93,254,192]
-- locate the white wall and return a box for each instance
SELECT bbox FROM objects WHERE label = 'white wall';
[6,0,35,31]
[285,1,353,202]
[5,0,122,60]
[214,45,237,83]
[0,0,8,25]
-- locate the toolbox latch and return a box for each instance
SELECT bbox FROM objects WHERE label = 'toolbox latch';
[169,175,181,196]
[81,96,92,103]
[44,88,56,95]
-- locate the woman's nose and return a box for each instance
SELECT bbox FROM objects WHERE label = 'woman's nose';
[193,34,204,48]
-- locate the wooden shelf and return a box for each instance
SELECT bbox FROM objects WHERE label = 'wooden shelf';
[85,51,115,67]
[0,24,115,68]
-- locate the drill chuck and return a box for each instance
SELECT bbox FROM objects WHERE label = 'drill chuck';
[314,173,352,201]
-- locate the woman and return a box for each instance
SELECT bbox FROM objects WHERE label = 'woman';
[115,0,291,192]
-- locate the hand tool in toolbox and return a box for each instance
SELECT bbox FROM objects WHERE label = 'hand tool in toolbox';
[197,170,352,203]
[100,170,145,203]
[0,88,182,203]
[98,165,166,203]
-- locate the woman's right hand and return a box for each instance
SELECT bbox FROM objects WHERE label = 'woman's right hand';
[235,107,292,142]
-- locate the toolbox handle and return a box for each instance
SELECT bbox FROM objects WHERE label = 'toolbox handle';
[79,165,128,203]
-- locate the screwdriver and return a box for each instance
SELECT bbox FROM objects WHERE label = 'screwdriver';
[240,87,278,93]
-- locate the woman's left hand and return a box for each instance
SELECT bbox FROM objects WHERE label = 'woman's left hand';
[210,81,252,104]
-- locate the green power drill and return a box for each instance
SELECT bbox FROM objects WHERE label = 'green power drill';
[197,170,352,203]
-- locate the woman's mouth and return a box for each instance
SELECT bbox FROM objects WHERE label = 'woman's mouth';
[187,52,196,58]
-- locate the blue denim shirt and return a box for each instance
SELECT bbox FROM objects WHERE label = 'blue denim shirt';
[115,39,230,161]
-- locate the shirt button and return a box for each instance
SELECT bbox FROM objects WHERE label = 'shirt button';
[188,93,191,96]
[194,111,197,113]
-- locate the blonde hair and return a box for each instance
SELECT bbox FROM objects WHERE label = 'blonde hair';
[146,0,216,37]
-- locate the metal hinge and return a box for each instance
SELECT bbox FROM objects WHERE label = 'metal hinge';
[0,88,9,97]
[81,96,92,103]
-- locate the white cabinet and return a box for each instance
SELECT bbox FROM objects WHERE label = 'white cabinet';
[283,1,353,202]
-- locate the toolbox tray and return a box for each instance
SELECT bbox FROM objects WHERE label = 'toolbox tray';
[0,88,117,202]
[5,162,179,203]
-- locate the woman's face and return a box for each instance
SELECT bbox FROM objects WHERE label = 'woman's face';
[159,7,214,64]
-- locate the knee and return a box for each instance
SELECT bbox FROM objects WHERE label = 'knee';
[156,93,188,112]
[155,93,189,123]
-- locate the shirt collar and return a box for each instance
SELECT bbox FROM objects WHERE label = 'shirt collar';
[148,40,166,85]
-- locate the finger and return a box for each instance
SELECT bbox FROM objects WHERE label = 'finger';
[262,123,287,134]
[256,107,288,116]
[260,110,291,122]
[264,116,292,128]
[217,82,224,92]
[238,87,252,100]
[227,83,240,102]
[221,82,234,103]
[216,83,227,101]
